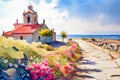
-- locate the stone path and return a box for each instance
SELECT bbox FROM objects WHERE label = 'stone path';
[71,40,120,80]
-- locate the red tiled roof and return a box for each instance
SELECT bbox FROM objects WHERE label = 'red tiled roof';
[13,24,43,34]
[3,24,43,36]
[3,31,12,36]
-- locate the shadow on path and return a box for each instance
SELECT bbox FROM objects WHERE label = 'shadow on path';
[78,59,96,65]
[63,74,95,80]
[71,58,102,80]
[68,74,95,80]
[74,74,95,78]
[76,68,102,73]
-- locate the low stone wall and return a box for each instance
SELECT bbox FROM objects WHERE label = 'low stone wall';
[84,39,120,53]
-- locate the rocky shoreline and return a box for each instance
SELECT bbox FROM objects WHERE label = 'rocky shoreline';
[83,38,120,53]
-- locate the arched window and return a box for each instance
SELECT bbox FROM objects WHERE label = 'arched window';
[34,17,36,22]
[27,16,30,23]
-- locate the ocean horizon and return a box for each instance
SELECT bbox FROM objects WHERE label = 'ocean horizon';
[57,35,120,40]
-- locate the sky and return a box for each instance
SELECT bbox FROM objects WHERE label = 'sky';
[0,0,120,35]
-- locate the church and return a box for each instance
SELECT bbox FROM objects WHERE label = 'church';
[3,4,56,43]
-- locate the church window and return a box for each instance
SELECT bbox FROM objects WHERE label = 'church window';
[27,16,30,23]
[38,36,40,41]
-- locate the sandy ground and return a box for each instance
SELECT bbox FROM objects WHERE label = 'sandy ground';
[69,39,120,80]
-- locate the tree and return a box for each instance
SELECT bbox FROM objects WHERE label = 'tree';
[39,28,52,43]
[60,31,67,42]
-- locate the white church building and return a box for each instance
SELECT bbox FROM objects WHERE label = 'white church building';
[3,4,56,43]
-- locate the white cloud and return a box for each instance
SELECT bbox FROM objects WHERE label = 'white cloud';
[57,17,120,34]
[0,0,29,33]
[0,0,119,35]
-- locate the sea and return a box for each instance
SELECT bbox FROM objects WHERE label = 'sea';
[57,35,120,40]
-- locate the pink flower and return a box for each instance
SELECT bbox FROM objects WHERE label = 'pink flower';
[55,62,61,70]
[35,65,41,69]
[64,66,68,70]
[71,45,76,49]
[31,71,36,75]
[69,41,74,45]
[64,50,68,53]
[9,63,13,67]
[39,71,46,77]
[41,60,49,66]
[35,70,40,74]
[32,75,38,80]
[25,67,33,70]
[44,74,54,80]
[70,47,75,53]
[48,68,54,74]
[26,60,55,80]
[32,63,37,68]
[41,64,47,70]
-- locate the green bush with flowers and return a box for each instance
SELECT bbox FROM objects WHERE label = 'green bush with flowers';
[0,36,82,79]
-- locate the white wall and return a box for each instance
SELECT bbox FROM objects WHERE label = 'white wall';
[12,34,33,43]
[33,26,53,43]
[40,36,52,43]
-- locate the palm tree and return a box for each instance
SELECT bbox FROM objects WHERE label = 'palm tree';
[60,31,67,42]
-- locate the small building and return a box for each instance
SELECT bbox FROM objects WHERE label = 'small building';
[3,4,56,43]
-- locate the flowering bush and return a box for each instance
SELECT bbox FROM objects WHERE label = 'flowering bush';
[0,36,82,79]
[25,60,55,80]
[65,41,81,60]
[61,63,76,77]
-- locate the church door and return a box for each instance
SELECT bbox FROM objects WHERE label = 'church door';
[20,36,23,40]
[38,36,41,41]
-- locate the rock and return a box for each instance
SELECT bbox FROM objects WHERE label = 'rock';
[118,47,120,53]
[110,44,118,51]
[98,42,103,46]
[114,44,119,51]
[0,70,10,80]
[97,42,103,46]
[103,43,108,48]
[5,68,22,80]
[107,44,113,50]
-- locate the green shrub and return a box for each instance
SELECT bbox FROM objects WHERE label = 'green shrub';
[90,37,96,41]
[81,37,87,40]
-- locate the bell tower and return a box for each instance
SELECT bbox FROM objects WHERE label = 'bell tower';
[23,3,38,24]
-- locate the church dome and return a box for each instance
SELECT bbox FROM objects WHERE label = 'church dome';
[28,3,33,10]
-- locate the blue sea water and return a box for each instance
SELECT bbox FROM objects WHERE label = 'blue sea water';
[57,35,120,40]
